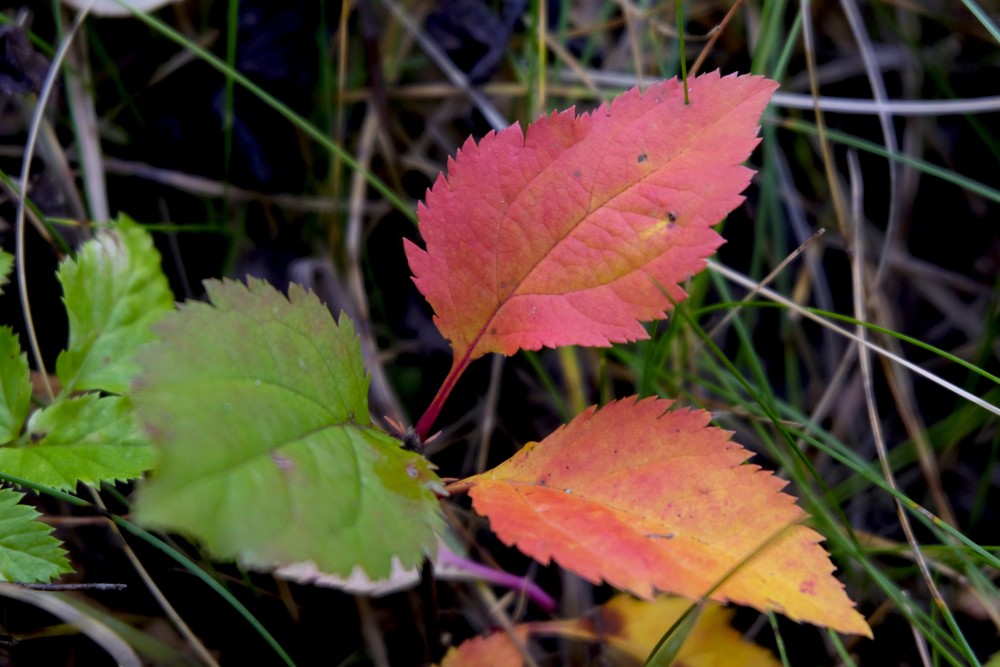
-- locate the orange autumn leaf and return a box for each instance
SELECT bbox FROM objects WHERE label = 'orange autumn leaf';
[437,628,528,667]
[453,397,872,637]
[405,71,777,364]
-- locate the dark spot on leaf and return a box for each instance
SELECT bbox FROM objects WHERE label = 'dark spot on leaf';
[29,431,45,443]
[667,211,677,223]
[575,617,598,636]
[598,607,625,635]
[637,152,648,163]
[573,169,581,178]
[271,453,294,471]
[799,579,817,594]
[489,328,498,335]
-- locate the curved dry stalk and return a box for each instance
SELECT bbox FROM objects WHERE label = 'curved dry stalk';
[847,150,941,665]
[15,2,96,403]
[839,0,900,286]
[345,107,407,428]
[554,69,1000,116]
[0,582,142,667]
[474,354,505,474]
[872,308,960,527]
[770,92,1000,115]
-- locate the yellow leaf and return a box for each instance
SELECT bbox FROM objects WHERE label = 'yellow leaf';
[596,595,780,666]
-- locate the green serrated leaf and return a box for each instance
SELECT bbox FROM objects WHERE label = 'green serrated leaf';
[0,394,154,490]
[0,327,32,444]
[0,487,71,583]
[133,278,444,578]
[55,216,174,395]
[0,249,12,294]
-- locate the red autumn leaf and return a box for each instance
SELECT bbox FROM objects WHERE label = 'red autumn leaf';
[452,397,872,637]
[405,71,777,363]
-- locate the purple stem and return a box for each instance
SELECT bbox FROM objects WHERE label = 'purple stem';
[436,545,557,613]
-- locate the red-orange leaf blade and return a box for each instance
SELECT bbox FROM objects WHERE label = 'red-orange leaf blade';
[455,397,872,637]
[405,71,777,362]
[437,629,528,667]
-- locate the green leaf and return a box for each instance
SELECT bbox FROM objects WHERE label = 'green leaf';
[0,487,71,583]
[0,327,32,444]
[133,278,444,577]
[55,216,174,395]
[0,249,12,294]
[0,394,154,490]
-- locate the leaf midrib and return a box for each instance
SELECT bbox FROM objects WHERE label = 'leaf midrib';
[465,82,750,355]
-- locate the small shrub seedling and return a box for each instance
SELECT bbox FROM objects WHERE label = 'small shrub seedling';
[0,221,168,583]
[0,71,874,664]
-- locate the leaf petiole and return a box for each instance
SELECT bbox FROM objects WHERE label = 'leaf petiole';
[414,351,475,440]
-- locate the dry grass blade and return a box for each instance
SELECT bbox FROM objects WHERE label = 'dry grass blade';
[0,583,142,667]
[848,150,940,664]
[770,92,1000,115]
[64,28,107,225]
[708,261,1000,420]
[705,228,825,341]
[378,0,508,132]
[345,107,407,426]
[839,0,900,286]
[88,489,219,667]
